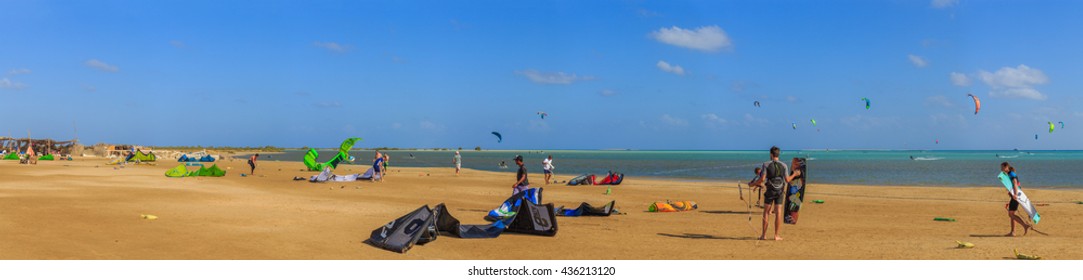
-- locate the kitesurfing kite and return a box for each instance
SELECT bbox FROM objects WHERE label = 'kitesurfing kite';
[791,122,797,130]
[936,139,939,144]
[861,98,871,110]
[967,94,981,115]
[1035,134,1039,140]
[810,119,817,126]
[1059,121,1065,129]
[536,112,548,119]
[491,131,503,143]
[754,101,761,108]
[1049,122,1055,133]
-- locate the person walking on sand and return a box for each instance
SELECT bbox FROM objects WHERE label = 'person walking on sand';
[453,151,462,176]
[1000,162,1032,236]
[758,146,792,241]
[542,155,555,185]
[512,155,530,195]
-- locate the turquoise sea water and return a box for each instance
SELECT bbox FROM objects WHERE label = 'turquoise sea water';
[252,149,1083,188]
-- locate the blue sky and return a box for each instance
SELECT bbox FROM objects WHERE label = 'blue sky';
[2,0,1081,150]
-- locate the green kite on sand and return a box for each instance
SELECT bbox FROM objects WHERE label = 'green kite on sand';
[165,164,226,177]
[303,137,362,171]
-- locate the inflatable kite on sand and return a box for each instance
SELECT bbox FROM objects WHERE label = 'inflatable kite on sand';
[648,201,698,212]
[303,137,361,171]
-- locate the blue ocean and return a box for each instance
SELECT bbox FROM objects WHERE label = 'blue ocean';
[254,149,1083,188]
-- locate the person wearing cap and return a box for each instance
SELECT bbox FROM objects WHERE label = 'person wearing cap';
[512,155,530,195]
[453,151,462,176]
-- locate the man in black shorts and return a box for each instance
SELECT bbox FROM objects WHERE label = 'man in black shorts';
[758,146,791,241]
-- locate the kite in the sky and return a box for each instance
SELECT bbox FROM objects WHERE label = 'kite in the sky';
[1059,121,1065,129]
[810,119,817,126]
[537,111,548,119]
[1049,122,1055,133]
[791,122,797,130]
[754,101,761,108]
[861,98,871,110]
[935,139,939,144]
[1035,134,1039,140]
[491,131,503,143]
[967,93,981,115]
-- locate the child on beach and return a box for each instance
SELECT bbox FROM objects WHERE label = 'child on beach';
[746,167,764,207]
[372,151,384,182]
[758,146,792,241]
[1000,162,1031,236]
[512,155,529,195]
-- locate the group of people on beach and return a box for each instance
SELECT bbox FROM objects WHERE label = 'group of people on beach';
[740,146,1034,240]
[742,146,804,240]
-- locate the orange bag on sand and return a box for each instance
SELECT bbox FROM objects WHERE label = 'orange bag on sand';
[648,201,697,212]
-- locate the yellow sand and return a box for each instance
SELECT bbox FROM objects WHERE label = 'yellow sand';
[1,158,1081,260]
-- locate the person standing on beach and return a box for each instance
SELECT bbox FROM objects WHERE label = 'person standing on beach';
[758,146,791,241]
[542,155,554,185]
[453,151,462,176]
[248,154,259,175]
[372,151,384,182]
[512,155,530,195]
[1000,162,1031,236]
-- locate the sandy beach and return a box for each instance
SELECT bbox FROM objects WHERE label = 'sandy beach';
[1,157,1081,260]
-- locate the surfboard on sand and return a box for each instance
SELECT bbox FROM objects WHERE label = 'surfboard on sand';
[999,172,1040,224]
[784,158,808,225]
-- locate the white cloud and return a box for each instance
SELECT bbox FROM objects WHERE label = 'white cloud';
[649,25,732,52]
[660,114,688,127]
[391,122,403,129]
[908,54,928,68]
[1,78,26,90]
[786,96,799,103]
[931,0,958,9]
[656,60,686,75]
[924,95,955,107]
[313,41,351,53]
[598,89,617,97]
[7,68,31,75]
[85,59,119,72]
[517,69,595,85]
[419,120,444,132]
[949,72,971,86]
[977,64,1049,100]
[701,113,729,125]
